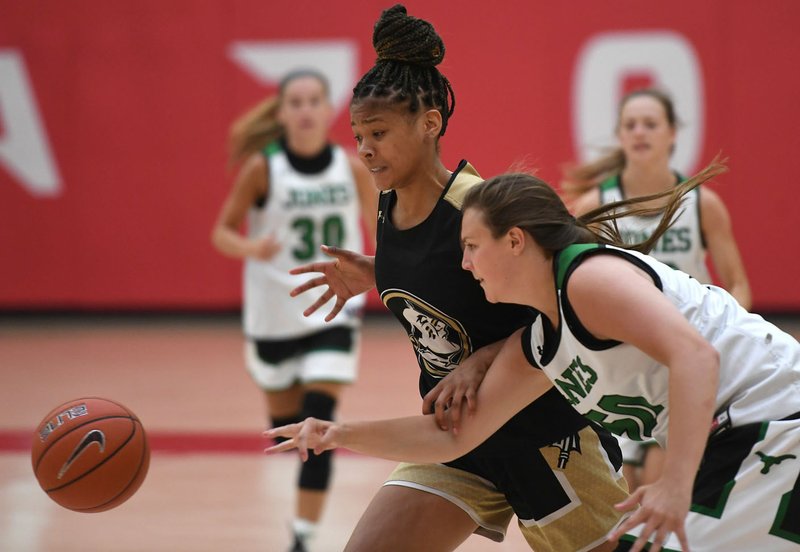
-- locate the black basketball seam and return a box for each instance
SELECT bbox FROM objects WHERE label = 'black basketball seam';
[42,418,138,493]
[74,423,149,512]
[34,414,136,473]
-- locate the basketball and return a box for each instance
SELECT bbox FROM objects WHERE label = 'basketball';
[31,397,150,513]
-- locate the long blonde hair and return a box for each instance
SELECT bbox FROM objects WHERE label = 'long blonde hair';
[562,88,679,199]
[227,69,330,167]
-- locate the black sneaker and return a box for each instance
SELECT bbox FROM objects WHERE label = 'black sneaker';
[289,534,308,552]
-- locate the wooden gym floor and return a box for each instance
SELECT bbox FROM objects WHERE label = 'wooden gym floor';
[1,312,798,552]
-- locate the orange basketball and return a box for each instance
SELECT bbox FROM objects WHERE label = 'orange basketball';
[31,397,150,513]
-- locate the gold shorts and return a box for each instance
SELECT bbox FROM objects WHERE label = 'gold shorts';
[385,424,629,551]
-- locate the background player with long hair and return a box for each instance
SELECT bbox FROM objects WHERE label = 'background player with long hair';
[286,5,629,551]
[211,69,376,552]
[564,88,752,492]
[565,87,750,307]
[269,163,800,552]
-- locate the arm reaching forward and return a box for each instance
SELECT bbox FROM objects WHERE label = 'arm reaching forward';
[422,339,505,433]
[265,329,552,461]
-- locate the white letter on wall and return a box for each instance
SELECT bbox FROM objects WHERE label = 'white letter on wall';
[573,31,703,174]
[229,40,357,116]
[0,50,61,196]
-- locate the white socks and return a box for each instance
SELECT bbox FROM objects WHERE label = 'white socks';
[292,518,317,541]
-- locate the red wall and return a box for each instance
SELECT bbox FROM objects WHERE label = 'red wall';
[1,1,799,311]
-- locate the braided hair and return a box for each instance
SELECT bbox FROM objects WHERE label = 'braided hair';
[352,4,455,136]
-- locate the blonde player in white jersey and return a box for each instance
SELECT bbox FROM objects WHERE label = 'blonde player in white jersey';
[211,69,376,552]
[266,162,800,552]
[565,88,752,491]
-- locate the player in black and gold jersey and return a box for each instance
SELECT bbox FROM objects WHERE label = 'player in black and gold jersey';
[287,5,628,551]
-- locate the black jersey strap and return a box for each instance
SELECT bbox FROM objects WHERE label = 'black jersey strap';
[554,243,663,351]
[520,324,540,369]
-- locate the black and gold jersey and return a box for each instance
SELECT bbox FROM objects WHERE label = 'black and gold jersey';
[374,160,590,454]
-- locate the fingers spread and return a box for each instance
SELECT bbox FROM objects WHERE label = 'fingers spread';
[290,276,327,296]
[264,426,297,439]
[304,290,334,317]
[289,262,327,276]
[608,500,644,541]
[321,245,351,259]
[649,529,672,552]
[676,529,690,551]
[264,440,297,454]
[323,299,345,322]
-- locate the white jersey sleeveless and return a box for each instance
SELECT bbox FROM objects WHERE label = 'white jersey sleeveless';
[599,174,711,282]
[522,244,800,447]
[243,141,365,339]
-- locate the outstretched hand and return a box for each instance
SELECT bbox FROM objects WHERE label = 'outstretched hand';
[422,347,493,433]
[289,245,376,322]
[422,365,486,434]
[607,478,691,552]
[264,417,343,461]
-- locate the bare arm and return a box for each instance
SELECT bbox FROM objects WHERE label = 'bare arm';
[210,154,280,260]
[265,328,553,462]
[422,338,505,431]
[700,187,752,309]
[567,255,719,552]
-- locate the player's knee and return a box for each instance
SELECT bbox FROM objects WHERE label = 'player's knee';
[299,447,333,490]
[270,414,302,445]
[301,390,336,422]
[298,391,337,490]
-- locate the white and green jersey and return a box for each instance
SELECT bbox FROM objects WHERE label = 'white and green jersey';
[522,244,800,447]
[243,141,365,339]
[599,174,711,282]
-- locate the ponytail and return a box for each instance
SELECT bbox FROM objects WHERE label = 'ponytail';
[227,96,282,167]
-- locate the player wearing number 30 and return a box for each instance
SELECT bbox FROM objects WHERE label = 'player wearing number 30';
[243,129,370,340]
[211,69,376,552]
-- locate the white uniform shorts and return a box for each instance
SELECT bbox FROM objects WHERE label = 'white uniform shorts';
[618,413,800,551]
[245,326,360,391]
[618,435,660,466]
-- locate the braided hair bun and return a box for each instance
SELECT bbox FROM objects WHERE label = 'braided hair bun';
[352,4,455,136]
[373,4,445,67]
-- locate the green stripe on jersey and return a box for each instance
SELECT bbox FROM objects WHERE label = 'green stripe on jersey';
[264,140,282,156]
[599,175,618,191]
[556,244,601,289]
